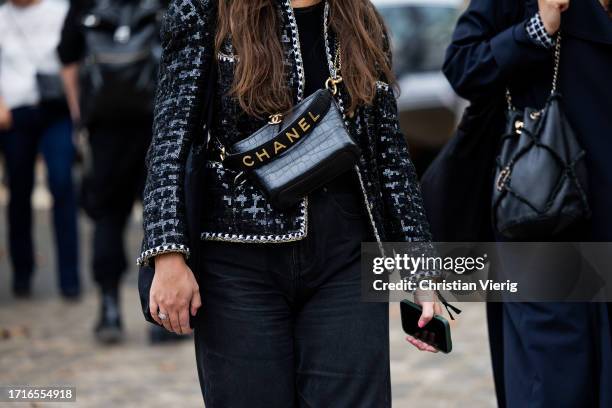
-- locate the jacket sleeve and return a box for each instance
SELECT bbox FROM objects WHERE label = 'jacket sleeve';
[443,0,551,101]
[375,29,432,244]
[374,84,442,284]
[137,0,215,266]
[373,29,442,283]
[57,0,88,65]
[374,84,432,245]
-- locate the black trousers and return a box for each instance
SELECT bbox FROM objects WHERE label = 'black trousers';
[488,302,612,408]
[83,118,151,291]
[194,186,391,407]
[488,236,612,407]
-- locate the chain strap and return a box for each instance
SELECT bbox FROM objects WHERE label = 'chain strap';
[506,32,562,111]
[550,32,562,93]
[325,41,343,95]
[269,43,342,123]
[333,41,342,73]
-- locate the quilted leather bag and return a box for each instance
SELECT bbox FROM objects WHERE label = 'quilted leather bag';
[223,58,360,210]
[492,34,590,239]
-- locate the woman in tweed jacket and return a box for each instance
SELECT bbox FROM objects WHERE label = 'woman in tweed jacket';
[141,0,441,405]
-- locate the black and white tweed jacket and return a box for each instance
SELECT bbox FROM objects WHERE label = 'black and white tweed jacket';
[137,0,433,266]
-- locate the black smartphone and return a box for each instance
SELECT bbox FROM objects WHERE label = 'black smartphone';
[400,300,453,353]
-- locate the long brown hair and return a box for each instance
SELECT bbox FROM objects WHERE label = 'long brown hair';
[216,0,396,117]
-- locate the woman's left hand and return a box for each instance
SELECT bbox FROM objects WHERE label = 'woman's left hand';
[406,289,443,353]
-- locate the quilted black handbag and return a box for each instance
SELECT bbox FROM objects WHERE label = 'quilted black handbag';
[223,88,359,209]
[222,46,360,210]
[492,34,590,239]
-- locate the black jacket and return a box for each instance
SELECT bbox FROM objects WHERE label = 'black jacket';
[137,0,433,266]
[421,100,505,242]
[433,0,612,242]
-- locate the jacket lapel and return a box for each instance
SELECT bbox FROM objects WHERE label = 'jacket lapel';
[277,0,306,103]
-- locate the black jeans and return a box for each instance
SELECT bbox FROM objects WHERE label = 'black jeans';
[194,186,391,407]
[83,119,151,291]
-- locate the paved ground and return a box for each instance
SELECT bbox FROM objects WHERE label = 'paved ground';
[0,174,497,407]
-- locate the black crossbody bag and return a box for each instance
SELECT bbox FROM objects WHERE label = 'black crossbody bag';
[220,46,360,210]
[493,34,591,239]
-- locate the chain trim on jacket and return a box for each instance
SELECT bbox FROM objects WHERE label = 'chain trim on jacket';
[217,51,236,62]
[323,2,385,255]
[200,196,309,243]
[136,243,190,267]
[284,0,305,102]
[376,81,390,91]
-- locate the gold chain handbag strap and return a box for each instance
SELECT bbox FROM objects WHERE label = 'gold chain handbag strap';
[506,32,562,112]
[267,42,342,125]
[324,41,343,95]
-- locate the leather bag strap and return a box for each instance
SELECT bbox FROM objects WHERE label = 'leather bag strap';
[224,90,333,171]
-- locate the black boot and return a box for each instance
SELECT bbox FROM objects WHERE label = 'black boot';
[13,284,32,299]
[13,276,32,299]
[94,287,123,344]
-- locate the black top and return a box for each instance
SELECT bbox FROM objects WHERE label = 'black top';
[57,0,91,64]
[294,2,328,98]
[294,2,359,194]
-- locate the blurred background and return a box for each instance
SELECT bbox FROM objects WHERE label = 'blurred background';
[0,0,496,406]
[376,0,468,173]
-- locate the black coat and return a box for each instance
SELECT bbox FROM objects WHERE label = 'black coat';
[421,100,504,242]
[425,0,612,241]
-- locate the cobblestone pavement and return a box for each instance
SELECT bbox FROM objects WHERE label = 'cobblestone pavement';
[0,208,497,408]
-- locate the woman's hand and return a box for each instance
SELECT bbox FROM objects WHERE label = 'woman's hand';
[0,101,13,131]
[538,0,570,35]
[150,253,201,335]
[405,289,443,353]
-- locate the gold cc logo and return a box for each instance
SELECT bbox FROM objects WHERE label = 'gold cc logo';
[269,114,283,125]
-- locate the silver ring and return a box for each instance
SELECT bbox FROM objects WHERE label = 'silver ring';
[158,312,168,321]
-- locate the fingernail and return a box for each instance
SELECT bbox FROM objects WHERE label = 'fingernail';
[418,320,424,328]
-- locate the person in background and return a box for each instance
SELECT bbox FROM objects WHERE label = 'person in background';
[0,0,80,300]
[57,0,179,344]
[444,0,612,406]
